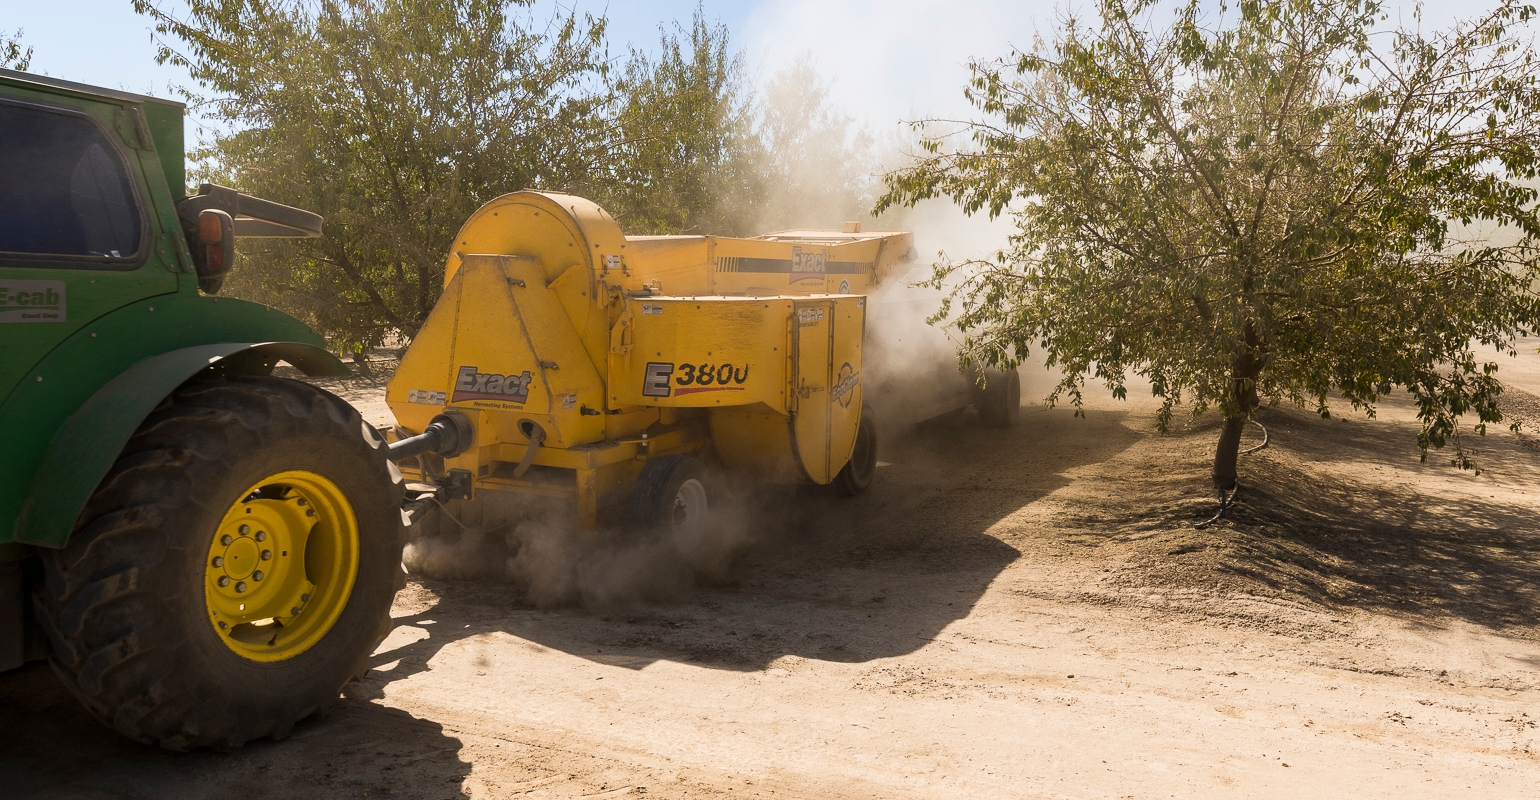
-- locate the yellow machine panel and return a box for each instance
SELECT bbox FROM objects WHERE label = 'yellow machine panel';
[388,254,607,450]
[440,192,628,378]
[621,227,914,298]
[617,236,714,296]
[707,411,801,481]
[789,297,866,483]
[711,236,887,297]
[608,297,794,411]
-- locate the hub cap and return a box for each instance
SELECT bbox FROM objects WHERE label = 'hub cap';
[204,470,360,662]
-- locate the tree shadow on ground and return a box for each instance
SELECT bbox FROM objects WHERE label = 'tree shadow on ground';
[1117,402,1540,633]
[0,660,472,800]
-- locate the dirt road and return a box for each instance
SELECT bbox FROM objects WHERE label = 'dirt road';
[6,351,1540,798]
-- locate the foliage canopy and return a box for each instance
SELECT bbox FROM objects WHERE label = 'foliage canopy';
[879,0,1540,490]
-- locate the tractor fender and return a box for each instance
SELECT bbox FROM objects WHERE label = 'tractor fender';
[13,342,348,549]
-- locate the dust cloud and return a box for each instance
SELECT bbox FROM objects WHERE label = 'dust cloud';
[864,195,1067,415]
[401,479,781,607]
[863,271,977,425]
[744,56,879,235]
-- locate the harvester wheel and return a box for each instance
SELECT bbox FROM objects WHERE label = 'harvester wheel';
[631,455,711,552]
[32,376,405,750]
[975,368,1022,429]
[834,402,878,496]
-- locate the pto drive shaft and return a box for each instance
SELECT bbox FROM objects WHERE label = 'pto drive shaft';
[387,411,473,462]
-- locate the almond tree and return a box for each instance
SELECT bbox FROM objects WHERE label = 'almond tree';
[879,0,1540,501]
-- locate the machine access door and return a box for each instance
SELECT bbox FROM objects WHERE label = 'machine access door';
[791,297,865,484]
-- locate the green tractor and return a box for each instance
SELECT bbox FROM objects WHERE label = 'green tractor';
[0,69,406,749]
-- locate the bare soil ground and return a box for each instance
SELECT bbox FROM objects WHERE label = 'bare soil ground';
[7,347,1540,799]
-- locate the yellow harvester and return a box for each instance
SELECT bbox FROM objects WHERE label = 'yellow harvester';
[384,191,914,538]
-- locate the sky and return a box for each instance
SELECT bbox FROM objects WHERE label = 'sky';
[2,0,1057,127]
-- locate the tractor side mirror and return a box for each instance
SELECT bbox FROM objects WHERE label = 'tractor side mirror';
[175,185,323,295]
[195,209,236,294]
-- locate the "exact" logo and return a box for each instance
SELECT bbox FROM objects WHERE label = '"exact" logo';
[452,365,533,404]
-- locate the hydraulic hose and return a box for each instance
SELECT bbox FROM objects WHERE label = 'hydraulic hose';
[512,423,546,478]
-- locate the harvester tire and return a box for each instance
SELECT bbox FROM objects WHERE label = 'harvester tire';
[975,368,1021,429]
[631,455,711,550]
[834,402,878,496]
[32,376,405,750]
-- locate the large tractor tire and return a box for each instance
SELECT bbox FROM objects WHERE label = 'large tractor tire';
[631,454,711,553]
[32,376,405,750]
[975,368,1022,429]
[833,402,878,496]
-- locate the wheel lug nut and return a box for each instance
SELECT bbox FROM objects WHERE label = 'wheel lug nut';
[253,570,265,581]
[221,534,233,546]
[306,509,316,517]
[260,550,272,561]
[297,497,308,506]
[291,607,301,616]
[235,582,247,593]
[218,576,230,587]
[301,593,311,602]
[255,530,267,542]
[239,524,250,535]
[212,556,224,568]
[218,621,228,629]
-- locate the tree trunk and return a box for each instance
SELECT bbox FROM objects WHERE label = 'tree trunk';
[1212,413,1248,492]
[1212,350,1262,492]
[350,344,373,377]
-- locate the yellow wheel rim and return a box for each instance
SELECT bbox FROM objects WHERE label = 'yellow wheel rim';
[204,470,360,662]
